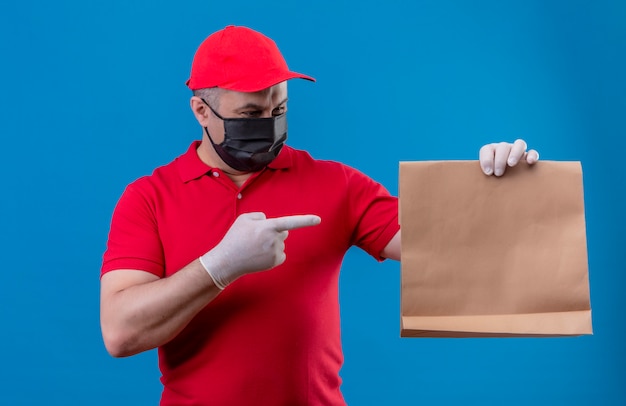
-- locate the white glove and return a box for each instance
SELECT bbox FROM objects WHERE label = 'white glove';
[479,139,539,176]
[199,212,321,289]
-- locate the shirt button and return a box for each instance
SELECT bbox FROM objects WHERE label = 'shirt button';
[237,193,243,200]
[212,171,219,177]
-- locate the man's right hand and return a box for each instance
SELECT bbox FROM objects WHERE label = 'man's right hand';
[199,212,321,289]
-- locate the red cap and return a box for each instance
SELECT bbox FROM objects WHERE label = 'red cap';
[186,25,315,92]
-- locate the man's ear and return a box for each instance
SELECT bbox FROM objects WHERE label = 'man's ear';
[190,96,211,127]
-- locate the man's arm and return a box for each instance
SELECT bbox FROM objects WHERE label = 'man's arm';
[380,139,539,261]
[100,213,321,357]
[380,231,401,261]
[100,262,220,358]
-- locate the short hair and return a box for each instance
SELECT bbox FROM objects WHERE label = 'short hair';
[193,87,221,109]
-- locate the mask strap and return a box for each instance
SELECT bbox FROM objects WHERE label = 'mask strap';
[201,98,224,146]
[201,98,225,120]
[203,126,220,147]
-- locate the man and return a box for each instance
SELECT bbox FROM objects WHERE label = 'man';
[100,25,539,405]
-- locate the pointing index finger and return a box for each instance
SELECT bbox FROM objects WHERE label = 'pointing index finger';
[268,215,322,231]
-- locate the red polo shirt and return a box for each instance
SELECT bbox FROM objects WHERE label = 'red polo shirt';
[102,141,399,406]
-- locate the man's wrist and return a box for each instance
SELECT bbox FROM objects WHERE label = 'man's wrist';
[199,253,228,290]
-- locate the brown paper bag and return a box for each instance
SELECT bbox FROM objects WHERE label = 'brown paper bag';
[399,161,592,337]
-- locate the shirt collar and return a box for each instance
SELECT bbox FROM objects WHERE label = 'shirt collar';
[267,144,293,170]
[177,140,293,183]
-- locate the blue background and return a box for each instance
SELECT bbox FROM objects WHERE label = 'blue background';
[1,0,624,404]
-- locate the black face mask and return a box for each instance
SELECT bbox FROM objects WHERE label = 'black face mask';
[203,100,287,172]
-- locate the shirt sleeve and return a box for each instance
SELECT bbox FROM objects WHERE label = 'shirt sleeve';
[343,166,399,261]
[101,180,165,277]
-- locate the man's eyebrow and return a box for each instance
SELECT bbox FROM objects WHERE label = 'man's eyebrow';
[236,97,289,111]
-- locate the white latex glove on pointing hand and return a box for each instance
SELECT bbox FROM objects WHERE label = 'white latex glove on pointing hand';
[200,212,321,289]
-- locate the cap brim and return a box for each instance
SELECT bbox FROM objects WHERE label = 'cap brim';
[232,71,315,92]
[193,71,315,92]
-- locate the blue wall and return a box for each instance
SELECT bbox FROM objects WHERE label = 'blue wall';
[1,1,624,404]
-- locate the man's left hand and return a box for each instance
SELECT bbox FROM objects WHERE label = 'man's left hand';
[479,139,539,176]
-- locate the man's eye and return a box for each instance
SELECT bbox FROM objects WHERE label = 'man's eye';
[242,111,262,118]
[272,106,286,116]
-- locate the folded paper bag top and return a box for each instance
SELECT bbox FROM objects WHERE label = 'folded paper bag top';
[399,160,592,337]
